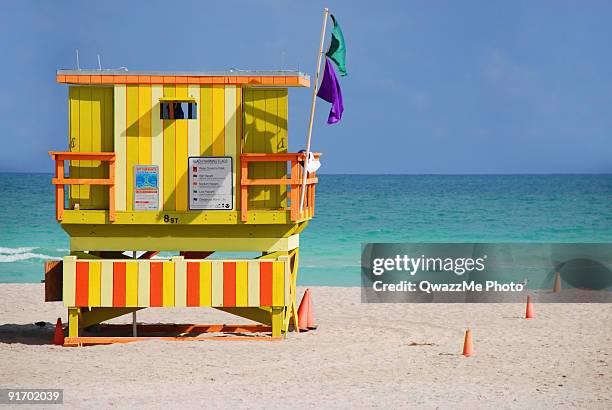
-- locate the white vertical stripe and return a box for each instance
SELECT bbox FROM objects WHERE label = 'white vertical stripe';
[211,261,223,307]
[100,260,113,307]
[224,86,237,209]
[173,256,187,307]
[247,260,260,307]
[151,85,164,210]
[188,85,200,157]
[114,85,127,211]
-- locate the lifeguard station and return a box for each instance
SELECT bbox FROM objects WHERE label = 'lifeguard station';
[44,69,320,345]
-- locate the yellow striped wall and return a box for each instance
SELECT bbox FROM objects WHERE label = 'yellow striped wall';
[69,85,288,213]
[112,84,241,212]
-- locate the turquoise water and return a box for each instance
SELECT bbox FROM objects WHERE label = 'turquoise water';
[1,173,611,285]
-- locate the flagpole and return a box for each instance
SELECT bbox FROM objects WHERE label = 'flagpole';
[299,7,329,214]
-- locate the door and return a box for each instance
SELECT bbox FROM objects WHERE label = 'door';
[68,86,114,210]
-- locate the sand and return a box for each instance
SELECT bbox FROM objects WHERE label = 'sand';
[0,284,611,409]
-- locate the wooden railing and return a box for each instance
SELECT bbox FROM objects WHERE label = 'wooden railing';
[240,152,320,222]
[49,151,116,221]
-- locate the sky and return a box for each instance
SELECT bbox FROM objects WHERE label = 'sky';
[0,0,611,174]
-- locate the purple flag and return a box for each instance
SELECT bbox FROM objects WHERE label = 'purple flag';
[317,57,344,124]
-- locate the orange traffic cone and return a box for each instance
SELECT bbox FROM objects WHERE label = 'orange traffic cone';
[306,289,317,330]
[297,289,311,331]
[53,318,64,346]
[525,295,535,319]
[552,272,562,293]
[462,328,473,357]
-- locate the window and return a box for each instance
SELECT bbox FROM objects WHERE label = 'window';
[160,101,197,120]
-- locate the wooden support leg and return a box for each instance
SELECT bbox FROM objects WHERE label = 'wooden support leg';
[68,307,80,338]
[290,248,300,332]
[271,307,284,338]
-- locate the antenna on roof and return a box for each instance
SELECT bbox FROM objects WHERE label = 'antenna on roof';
[75,49,80,70]
[97,54,102,70]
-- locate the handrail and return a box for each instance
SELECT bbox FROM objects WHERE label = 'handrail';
[49,151,116,221]
[240,152,320,222]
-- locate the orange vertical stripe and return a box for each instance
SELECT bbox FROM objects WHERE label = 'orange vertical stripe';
[150,262,163,307]
[223,262,236,307]
[186,262,200,307]
[113,262,126,307]
[75,261,89,306]
[260,262,273,307]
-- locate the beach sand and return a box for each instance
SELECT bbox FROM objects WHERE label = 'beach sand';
[0,284,611,409]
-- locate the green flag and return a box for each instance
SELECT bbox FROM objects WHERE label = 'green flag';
[326,14,347,76]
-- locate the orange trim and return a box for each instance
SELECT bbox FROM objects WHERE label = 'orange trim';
[56,74,309,87]
[261,76,274,85]
[223,262,236,307]
[113,262,126,307]
[186,262,200,307]
[239,152,320,222]
[75,261,89,306]
[64,334,281,346]
[260,262,273,307]
[150,262,163,307]
[49,152,116,221]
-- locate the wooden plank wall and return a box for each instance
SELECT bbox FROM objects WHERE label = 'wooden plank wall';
[68,86,114,209]
[69,85,287,213]
[242,88,288,210]
[62,257,289,308]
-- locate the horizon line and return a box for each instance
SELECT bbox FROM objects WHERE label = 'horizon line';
[1,171,611,177]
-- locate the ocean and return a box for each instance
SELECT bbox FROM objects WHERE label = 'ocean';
[1,173,611,285]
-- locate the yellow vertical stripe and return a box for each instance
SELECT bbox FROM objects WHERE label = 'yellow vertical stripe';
[199,261,212,307]
[224,86,237,209]
[125,261,138,307]
[90,88,102,208]
[175,85,189,211]
[88,261,101,307]
[200,86,213,155]
[187,85,200,158]
[137,260,150,307]
[114,85,127,211]
[282,257,291,307]
[235,261,248,307]
[100,260,113,307]
[62,256,76,307]
[162,85,176,210]
[272,261,284,306]
[68,87,80,205]
[276,89,288,208]
[79,87,92,207]
[138,85,152,164]
[126,85,139,211]
[162,261,175,307]
[211,85,225,156]
[211,260,223,307]
[235,87,242,209]
[247,260,260,307]
[151,85,164,210]
[173,257,187,307]
[253,89,267,205]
